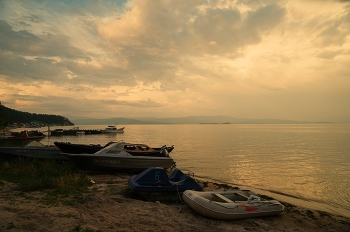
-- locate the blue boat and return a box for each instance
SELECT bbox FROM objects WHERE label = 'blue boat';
[128,167,203,201]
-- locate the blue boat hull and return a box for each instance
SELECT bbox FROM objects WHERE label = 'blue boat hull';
[128,167,203,201]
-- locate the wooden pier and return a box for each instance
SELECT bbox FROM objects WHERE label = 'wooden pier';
[49,128,102,136]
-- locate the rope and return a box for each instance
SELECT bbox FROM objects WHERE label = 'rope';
[171,175,190,186]
[175,182,185,204]
[168,174,191,204]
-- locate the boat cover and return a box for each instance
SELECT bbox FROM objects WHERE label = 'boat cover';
[128,167,203,192]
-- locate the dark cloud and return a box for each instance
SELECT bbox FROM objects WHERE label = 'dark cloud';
[0,20,89,59]
[316,21,349,47]
[23,14,42,23]
[0,51,63,82]
[102,98,164,108]
[1,93,164,118]
[317,49,344,59]
[1,94,108,116]
[189,3,286,53]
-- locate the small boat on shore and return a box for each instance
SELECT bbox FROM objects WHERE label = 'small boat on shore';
[0,141,68,161]
[182,189,284,220]
[54,142,105,154]
[101,125,125,133]
[128,167,203,201]
[0,130,45,141]
[64,141,175,172]
[0,130,46,147]
[54,141,174,156]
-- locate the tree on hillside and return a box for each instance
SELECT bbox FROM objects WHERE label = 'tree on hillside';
[0,102,74,126]
[0,102,8,129]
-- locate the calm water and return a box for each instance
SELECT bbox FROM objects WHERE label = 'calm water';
[36,124,350,217]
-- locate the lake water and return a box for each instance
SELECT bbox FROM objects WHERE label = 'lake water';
[34,124,350,217]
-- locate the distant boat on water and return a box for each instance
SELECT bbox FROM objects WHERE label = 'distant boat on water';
[100,125,125,133]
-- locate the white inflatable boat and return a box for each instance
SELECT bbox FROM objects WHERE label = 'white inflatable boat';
[182,189,284,220]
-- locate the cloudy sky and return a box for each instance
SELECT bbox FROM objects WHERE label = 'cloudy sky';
[0,0,349,122]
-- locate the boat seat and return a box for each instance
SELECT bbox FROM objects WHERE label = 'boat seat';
[213,193,233,203]
[234,192,249,199]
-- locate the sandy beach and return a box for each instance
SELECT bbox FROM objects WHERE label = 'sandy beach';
[0,173,349,232]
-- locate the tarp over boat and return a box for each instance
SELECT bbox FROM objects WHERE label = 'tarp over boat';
[128,167,203,201]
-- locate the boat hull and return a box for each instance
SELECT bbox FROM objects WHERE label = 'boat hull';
[100,127,125,133]
[54,142,102,154]
[128,167,203,201]
[0,147,69,161]
[183,190,284,220]
[65,154,174,172]
[54,141,174,156]
[101,130,124,133]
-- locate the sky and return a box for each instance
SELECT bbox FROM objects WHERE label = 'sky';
[0,0,350,122]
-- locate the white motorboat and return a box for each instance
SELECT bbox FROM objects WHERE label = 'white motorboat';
[63,141,175,172]
[183,189,284,220]
[100,125,125,133]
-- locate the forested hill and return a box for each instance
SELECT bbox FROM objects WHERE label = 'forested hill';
[0,102,73,127]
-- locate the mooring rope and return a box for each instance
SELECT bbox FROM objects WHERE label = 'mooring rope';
[170,175,192,204]
[175,182,185,204]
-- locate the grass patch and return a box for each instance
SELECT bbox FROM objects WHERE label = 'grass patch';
[105,185,124,196]
[0,157,91,192]
[305,209,316,220]
[0,157,92,204]
[120,187,144,200]
[295,218,303,224]
[292,209,302,215]
[90,186,99,192]
[105,179,114,184]
[318,210,331,218]
[213,182,240,190]
[70,224,103,232]
[213,183,232,190]
[7,222,16,230]
[339,220,350,227]
[61,213,79,219]
[199,180,209,187]
[120,187,185,205]
[41,193,78,206]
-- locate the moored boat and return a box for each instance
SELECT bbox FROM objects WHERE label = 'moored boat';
[54,142,105,154]
[0,130,45,141]
[64,141,175,172]
[54,141,174,155]
[101,125,125,133]
[0,130,46,147]
[128,167,203,201]
[0,141,68,161]
[182,189,284,220]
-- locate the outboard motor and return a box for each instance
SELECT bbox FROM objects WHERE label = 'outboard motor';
[248,195,261,202]
[160,145,169,157]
